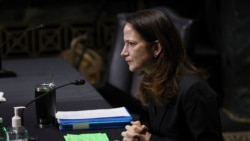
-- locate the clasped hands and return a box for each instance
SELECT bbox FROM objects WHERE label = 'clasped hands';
[121,121,151,141]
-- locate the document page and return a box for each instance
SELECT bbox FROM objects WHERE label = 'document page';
[56,107,131,119]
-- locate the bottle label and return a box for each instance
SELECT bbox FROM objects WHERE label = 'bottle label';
[6,133,28,141]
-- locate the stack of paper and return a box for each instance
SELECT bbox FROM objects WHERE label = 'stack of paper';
[55,107,132,131]
[0,92,6,103]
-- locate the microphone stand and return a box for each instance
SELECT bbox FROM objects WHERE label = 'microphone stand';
[0,24,45,78]
[0,38,17,77]
[0,52,17,77]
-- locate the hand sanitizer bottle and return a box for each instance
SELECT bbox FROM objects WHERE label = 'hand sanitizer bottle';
[6,106,28,141]
[0,117,7,141]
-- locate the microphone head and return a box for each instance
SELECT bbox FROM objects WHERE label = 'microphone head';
[27,24,45,31]
[72,79,85,85]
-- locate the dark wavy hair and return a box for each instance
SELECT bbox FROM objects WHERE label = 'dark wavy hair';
[126,9,207,105]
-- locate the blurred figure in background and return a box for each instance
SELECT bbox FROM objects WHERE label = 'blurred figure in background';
[60,35,103,85]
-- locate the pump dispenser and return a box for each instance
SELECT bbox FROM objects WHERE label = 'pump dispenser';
[6,106,28,141]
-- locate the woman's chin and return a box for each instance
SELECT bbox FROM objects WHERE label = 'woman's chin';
[129,66,141,72]
[129,67,136,72]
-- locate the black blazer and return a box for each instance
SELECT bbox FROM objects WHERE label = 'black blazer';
[141,74,223,141]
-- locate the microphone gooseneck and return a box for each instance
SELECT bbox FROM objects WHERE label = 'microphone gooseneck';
[25,79,85,108]
[0,24,45,48]
[0,24,45,78]
[20,79,85,125]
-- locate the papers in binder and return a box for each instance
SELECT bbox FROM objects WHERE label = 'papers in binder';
[56,107,132,131]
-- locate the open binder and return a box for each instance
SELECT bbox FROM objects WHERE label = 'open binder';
[56,107,132,131]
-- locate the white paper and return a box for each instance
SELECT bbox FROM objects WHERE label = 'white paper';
[55,107,131,119]
[0,91,6,102]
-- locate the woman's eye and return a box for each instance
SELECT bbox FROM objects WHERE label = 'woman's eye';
[128,42,135,46]
[124,41,136,47]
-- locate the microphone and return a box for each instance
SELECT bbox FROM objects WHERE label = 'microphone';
[20,79,85,127]
[26,24,45,31]
[71,79,85,85]
[0,24,45,78]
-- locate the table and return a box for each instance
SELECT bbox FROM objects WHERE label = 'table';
[0,57,124,141]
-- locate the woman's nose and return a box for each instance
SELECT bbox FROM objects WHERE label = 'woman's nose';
[120,47,127,57]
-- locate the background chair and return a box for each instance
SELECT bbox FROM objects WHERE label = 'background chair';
[97,6,194,114]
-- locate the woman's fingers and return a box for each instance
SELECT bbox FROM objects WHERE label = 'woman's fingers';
[121,130,140,138]
[121,121,149,141]
[131,120,141,126]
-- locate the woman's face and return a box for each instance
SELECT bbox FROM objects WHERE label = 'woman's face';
[121,23,155,73]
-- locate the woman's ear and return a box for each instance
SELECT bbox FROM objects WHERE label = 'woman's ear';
[153,40,162,58]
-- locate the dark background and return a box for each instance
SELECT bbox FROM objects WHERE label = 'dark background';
[1,0,250,132]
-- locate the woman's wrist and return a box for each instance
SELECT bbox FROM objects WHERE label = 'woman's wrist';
[144,131,151,141]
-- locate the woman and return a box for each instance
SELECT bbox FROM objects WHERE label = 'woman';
[120,9,223,141]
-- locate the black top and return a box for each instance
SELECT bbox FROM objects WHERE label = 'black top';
[141,74,223,141]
